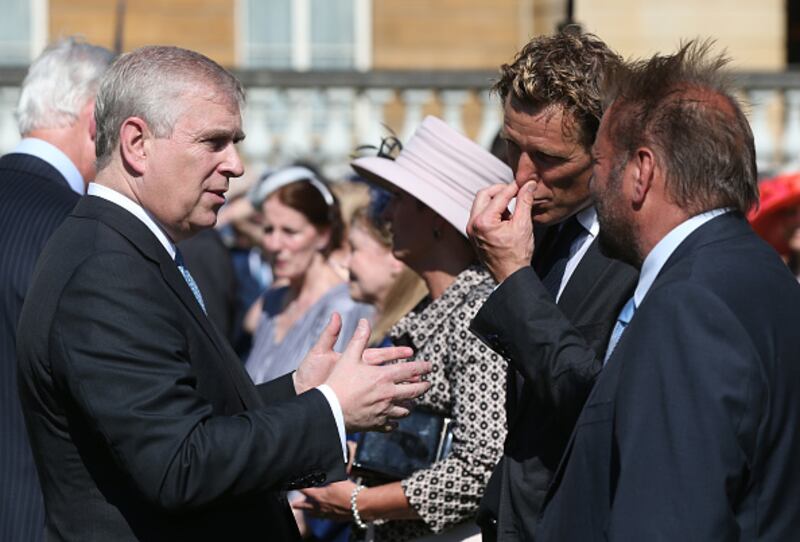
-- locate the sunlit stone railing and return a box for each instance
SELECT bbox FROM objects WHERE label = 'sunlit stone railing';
[2,67,800,181]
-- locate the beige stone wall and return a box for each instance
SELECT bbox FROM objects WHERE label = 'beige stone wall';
[49,0,236,67]
[372,0,527,69]
[44,1,786,71]
[576,0,785,70]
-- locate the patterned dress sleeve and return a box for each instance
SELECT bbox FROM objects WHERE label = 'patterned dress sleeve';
[400,287,507,533]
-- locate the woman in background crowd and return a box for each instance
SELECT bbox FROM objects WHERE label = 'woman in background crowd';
[303,198,428,542]
[244,166,372,384]
[347,200,428,346]
[297,116,511,541]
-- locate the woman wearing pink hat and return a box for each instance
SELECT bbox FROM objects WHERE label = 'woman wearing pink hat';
[297,117,512,541]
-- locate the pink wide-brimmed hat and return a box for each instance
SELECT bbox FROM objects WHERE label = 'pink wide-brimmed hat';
[351,116,513,237]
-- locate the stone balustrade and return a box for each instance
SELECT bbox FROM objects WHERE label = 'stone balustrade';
[2,67,799,181]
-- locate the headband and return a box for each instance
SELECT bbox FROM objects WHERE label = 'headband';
[249,166,335,208]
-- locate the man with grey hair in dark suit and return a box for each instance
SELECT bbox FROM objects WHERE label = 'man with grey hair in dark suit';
[0,37,113,541]
[16,44,431,541]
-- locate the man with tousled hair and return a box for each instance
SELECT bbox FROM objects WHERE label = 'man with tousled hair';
[537,40,800,541]
[0,37,113,541]
[16,45,431,541]
[466,30,637,540]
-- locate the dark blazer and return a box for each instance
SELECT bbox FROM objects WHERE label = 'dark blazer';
[471,236,637,541]
[178,228,238,342]
[0,153,79,542]
[16,196,345,541]
[537,213,800,541]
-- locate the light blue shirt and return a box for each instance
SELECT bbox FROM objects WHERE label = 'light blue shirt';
[632,208,733,309]
[14,138,85,195]
[87,182,348,461]
[603,207,733,365]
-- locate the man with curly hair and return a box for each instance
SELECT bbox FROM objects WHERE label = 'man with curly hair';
[467,29,638,540]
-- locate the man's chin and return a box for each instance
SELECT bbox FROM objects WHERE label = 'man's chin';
[531,209,564,227]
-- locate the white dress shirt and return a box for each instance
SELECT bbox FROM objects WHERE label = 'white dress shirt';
[14,138,85,195]
[87,182,348,460]
[556,205,599,301]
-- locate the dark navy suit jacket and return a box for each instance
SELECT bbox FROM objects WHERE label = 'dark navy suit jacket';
[16,196,345,541]
[537,213,800,541]
[471,236,637,540]
[0,152,78,541]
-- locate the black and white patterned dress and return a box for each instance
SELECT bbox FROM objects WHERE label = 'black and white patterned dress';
[370,265,507,541]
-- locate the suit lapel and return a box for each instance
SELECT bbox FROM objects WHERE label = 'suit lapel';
[157,258,264,409]
[74,196,262,409]
[540,213,750,515]
[539,327,625,512]
[507,225,554,426]
[556,240,611,315]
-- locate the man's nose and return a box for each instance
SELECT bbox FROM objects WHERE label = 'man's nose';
[223,145,245,178]
[514,153,537,188]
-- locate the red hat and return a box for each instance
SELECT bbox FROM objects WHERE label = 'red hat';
[748,172,800,256]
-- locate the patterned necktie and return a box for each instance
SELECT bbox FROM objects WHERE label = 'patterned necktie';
[604,296,636,364]
[535,215,585,300]
[175,249,207,314]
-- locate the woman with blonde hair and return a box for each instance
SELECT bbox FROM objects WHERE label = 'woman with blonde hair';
[347,202,427,346]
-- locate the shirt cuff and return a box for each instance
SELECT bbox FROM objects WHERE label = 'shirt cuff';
[316,384,348,462]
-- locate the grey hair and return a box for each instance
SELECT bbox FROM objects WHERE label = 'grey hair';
[94,45,245,171]
[15,37,114,135]
[602,40,758,215]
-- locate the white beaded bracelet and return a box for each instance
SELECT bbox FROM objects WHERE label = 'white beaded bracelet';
[350,484,368,530]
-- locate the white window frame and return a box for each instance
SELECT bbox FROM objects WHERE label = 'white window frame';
[0,0,47,65]
[236,0,371,71]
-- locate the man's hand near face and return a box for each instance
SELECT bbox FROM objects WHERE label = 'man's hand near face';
[467,180,537,283]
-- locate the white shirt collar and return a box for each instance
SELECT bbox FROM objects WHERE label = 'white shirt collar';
[14,137,85,195]
[87,182,177,259]
[556,206,598,301]
[575,205,599,238]
[633,207,732,307]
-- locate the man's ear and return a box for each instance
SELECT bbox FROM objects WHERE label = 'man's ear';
[79,99,97,142]
[89,113,97,142]
[631,147,656,207]
[119,117,149,175]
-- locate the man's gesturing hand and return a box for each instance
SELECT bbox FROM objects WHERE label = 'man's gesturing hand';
[294,313,416,394]
[325,319,432,433]
[467,180,537,284]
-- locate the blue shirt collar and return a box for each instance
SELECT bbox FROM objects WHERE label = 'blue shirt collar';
[13,137,85,195]
[633,208,733,308]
